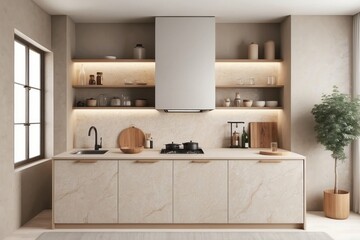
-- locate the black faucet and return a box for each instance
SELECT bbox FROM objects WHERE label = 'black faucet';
[88,126,102,150]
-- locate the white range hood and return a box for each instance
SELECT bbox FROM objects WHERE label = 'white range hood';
[155,17,215,112]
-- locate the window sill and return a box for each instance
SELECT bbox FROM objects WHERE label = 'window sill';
[15,158,51,172]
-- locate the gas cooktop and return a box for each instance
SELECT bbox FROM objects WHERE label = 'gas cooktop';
[160,149,204,154]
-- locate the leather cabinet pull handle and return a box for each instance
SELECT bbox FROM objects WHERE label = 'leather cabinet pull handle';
[258,160,282,163]
[135,160,159,163]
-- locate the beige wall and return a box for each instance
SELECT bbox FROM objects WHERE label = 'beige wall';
[290,16,353,210]
[279,17,292,150]
[52,16,76,154]
[216,23,281,59]
[0,0,52,239]
[75,23,155,59]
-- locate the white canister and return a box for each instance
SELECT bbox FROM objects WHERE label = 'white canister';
[264,40,275,60]
[86,98,97,107]
[110,97,121,106]
[133,44,146,59]
[248,42,259,60]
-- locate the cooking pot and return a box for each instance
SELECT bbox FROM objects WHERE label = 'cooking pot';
[165,142,181,150]
[183,141,199,151]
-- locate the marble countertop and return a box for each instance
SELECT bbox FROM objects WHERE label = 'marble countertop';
[53,148,305,160]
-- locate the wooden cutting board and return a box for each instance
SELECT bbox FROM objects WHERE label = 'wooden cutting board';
[118,126,145,148]
[249,122,278,148]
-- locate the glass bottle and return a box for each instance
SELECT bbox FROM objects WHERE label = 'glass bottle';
[89,75,96,85]
[96,72,103,85]
[78,64,86,85]
[241,127,249,148]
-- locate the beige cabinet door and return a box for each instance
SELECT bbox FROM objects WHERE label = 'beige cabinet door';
[118,160,172,223]
[53,160,118,224]
[173,160,227,223]
[229,160,304,223]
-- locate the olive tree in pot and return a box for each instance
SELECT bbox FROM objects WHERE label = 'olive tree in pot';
[311,86,360,219]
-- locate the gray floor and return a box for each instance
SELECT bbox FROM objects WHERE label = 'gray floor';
[36,232,333,240]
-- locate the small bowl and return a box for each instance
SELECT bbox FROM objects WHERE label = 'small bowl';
[265,101,278,107]
[120,146,144,154]
[135,99,147,107]
[243,100,253,107]
[254,100,266,107]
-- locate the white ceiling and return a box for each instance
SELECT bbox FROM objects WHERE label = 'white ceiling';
[33,0,360,23]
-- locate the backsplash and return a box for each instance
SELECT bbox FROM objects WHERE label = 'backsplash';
[73,109,278,149]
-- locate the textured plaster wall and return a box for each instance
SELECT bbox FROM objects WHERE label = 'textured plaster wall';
[52,16,75,154]
[290,16,352,210]
[0,0,52,239]
[74,110,278,149]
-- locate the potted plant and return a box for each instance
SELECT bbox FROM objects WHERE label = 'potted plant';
[311,86,360,219]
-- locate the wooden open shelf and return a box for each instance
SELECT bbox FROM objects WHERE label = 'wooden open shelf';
[216,59,283,63]
[216,107,282,110]
[72,59,155,62]
[73,107,155,110]
[216,84,284,88]
[73,85,155,89]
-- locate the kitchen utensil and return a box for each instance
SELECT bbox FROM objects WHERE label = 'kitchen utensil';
[265,101,278,107]
[224,98,231,107]
[118,126,145,149]
[249,122,278,148]
[98,94,108,107]
[267,76,277,85]
[253,101,265,107]
[110,97,121,106]
[243,100,253,107]
[271,142,278,152]
[234,93,241,107]
[133,44,146,59]
[135,99,147,107]
[86,98,97,107]
[165,142,181,150]
[227,121,245,148]
[183,141,199,150]
[120,146,144,154]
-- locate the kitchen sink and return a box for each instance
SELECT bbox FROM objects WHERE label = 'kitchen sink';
[71,150,108,155]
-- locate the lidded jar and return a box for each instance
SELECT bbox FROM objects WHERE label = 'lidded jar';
[96,72,103,85]
[133,44,146,59]
[88,74,96,85]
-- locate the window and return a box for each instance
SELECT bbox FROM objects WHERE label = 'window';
[14,37,44,167]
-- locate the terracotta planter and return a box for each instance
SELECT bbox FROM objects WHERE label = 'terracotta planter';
[323,189,350,219]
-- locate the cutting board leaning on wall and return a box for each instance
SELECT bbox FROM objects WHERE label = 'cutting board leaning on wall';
[249,122,278,148]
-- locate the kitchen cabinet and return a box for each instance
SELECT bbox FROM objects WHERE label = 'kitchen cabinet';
[53,160,118,224]
[173,160,227,223]
[118,160,172,223]
[228,160,304,223]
